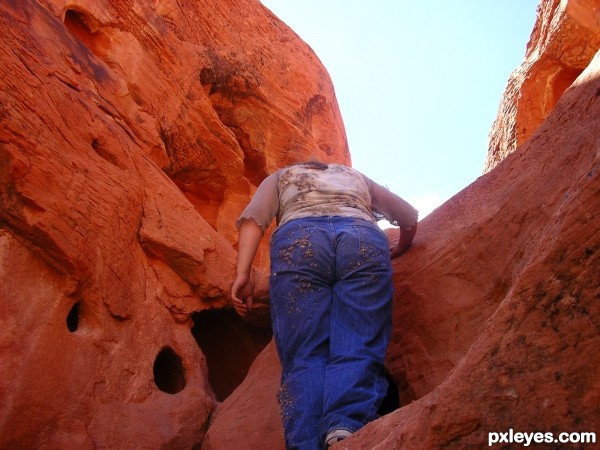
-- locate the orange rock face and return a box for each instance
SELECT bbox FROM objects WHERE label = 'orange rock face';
[1,0,599,449]
[207,1,600,449]
[0,0,347,448]
[485,0,600,172]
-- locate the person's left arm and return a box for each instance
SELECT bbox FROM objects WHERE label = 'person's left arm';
[366,176,419,258]
[390,222,417,258]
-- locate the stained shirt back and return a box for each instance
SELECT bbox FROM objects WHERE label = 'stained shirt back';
[236,163,418,232]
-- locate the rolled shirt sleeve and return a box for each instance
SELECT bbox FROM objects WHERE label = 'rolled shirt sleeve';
[236,172,280,232]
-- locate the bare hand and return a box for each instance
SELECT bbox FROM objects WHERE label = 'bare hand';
[231,272,254,316]
[390,242,411,259]
[390,223,417,259]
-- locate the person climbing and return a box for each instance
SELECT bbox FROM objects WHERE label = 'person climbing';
[231,160,418,449]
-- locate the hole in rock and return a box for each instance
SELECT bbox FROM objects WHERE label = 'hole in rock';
[191,309,272,401]
[66,302,80,333]
[64,9,97,49]
[63,8,110,66]
[153,347,186,394]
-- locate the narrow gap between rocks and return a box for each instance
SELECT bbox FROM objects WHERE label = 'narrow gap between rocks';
[191,309,272,401]
[379,372,401,416]
[191,308,401,413]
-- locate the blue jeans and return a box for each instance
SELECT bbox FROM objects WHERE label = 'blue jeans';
[269,217,393,450]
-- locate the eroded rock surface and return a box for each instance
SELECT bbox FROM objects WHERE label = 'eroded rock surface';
[207,1,600,448]
[1,0,599,449]
[486,0,600,171]
[0,0,346,448]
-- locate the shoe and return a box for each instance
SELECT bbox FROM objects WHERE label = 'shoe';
[325,429,352,448]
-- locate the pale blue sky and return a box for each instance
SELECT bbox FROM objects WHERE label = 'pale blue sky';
[260,0,539,217]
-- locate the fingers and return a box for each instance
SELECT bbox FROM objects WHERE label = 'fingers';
[231,279,244,303]
[233,296,251,317]
[233,301,247,316]
[390,243,410,259]
[231,281,246,306]
[231,273,254,317]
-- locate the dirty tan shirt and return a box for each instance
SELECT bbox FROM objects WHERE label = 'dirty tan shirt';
[237,163,418,232]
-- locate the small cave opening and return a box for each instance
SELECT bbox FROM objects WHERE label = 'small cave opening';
[153,347,186,394]
[64,9,97,49]
[191,309,272,402]
[63,8,110,64]
[66,302,80,333]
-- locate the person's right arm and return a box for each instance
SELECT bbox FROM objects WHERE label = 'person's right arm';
[231,172,280,316]
[231,219,264,316]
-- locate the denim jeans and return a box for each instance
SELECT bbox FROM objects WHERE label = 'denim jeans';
[269,217,393,450]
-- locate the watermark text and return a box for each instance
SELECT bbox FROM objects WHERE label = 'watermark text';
[488,429,596,447]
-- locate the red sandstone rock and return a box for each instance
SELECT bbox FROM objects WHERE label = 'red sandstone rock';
[347,53,599,449]
[486,0,600,172]
[0,0,346,448]
[207,1,600,449]
[2,0,599,449]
